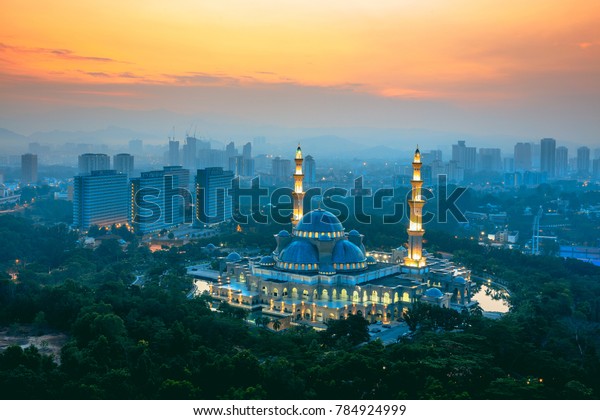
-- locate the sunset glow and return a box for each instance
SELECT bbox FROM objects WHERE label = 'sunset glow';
[1,0,600,141]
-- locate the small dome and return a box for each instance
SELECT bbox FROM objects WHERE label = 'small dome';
[205,243,216,251]
[332,240,366,264]
[278,230,290,237]
[366,255,377,265]
[453,276,466,284]
[279,240,319,264]
[259,256,276,266]
[424,288,443,298]
[294,209,344,234]
[226,252,242,262]
[348,229,360,236]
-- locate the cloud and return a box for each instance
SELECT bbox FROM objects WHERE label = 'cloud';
[0,42,118,62]
[162,72,245,86]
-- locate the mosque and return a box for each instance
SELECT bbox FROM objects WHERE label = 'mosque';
[208,145,472,324]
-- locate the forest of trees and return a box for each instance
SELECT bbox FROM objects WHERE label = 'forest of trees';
[1,214,599,399]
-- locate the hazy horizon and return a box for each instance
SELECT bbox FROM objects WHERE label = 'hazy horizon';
[2,1,600,153]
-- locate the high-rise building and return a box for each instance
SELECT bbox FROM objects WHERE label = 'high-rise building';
[514,142,532,172]
[447,160,464,183]
[451,141,476,175]
[196,167,234,225]
[531,142,541,170]
[242,142,252,159]
[304,154,316,185]
[21,153,38,184]
[421,150,442,165]
[73,170,129,231]
[78,153,110,175]
[592,158,600,180]
[169,140,180,166]
[183,137,197,171]
[198,149,227,169]
[228,155,255,177]
[113,153,134,178]
[130,166,190,234]
[503,157,514,173]
[577,146,591,176]
[226,141,237,160]
[540,138,556,178]
[594,148,600,160]
[555,146,569,178]
[478,148,502,172]
[271,157,291,184]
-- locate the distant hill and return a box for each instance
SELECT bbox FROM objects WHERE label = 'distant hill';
[0,128,29,154]
[28,126,163,147]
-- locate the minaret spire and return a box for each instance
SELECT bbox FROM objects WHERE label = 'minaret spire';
[404,146,426,268]
[292,144,305,226]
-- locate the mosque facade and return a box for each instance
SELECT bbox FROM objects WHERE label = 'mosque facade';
[208,146,473,324]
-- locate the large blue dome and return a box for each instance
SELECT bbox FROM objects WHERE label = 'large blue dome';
[294,209,344,238]
[332,240,366,264]
[279,240,319,264]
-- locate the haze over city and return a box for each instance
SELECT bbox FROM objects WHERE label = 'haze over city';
[1,0,599,153]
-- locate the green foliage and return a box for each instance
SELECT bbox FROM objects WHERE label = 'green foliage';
[1,215,600,399]
[320,314,370,346]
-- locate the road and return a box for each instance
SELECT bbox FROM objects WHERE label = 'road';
[368,322,411,345]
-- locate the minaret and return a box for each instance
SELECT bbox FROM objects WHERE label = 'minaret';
[292,144,305,226]
[404,146,427,268]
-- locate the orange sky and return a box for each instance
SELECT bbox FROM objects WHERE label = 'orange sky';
[1,0,600,143]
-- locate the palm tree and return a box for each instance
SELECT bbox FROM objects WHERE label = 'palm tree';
[272,319,282,331]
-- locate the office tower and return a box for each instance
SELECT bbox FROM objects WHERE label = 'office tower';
[430,159,445,183]
[78,153,110,175]
[304,154,316,185]
[577,146,591,176]
[592,159,600,180]
[540,138,556,178]
[594,148,600,160]
[271,157,291,184]
[113,153,134,178]
[555,146,569,178]
[478,148,502,172]
[229,155,255,177]
[447,160,465,183]
[0,171,4,185]
[198,149,227,169]
[21,153,38,184]
[451,141,476,174]
[130,166,190,235]
[421,150,442,165]
[128,139,143,156]
[196,167,234,225]
[531,142,541,169]
[514,142,532,172]
[182,136,197,171]
[242,142,252,159]
[73,170,129,231]
[169,140,180,166]
[503,157,514,173]
[226,141,237,159]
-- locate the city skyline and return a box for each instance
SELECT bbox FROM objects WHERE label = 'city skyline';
[1,1,600,147]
